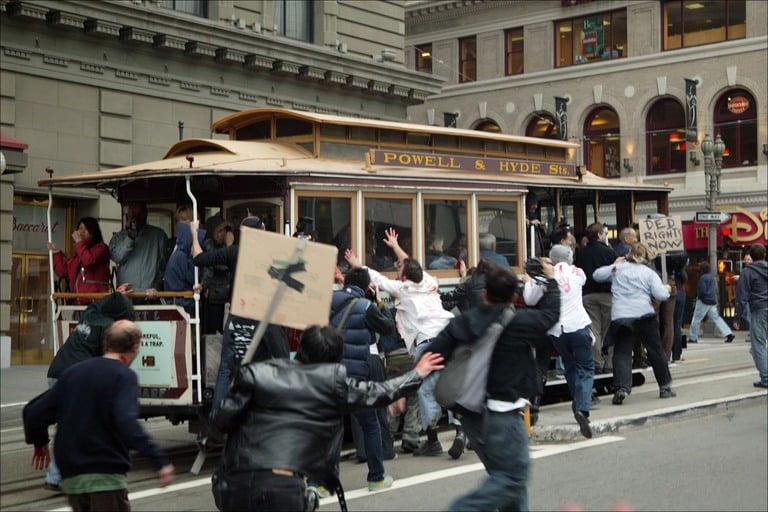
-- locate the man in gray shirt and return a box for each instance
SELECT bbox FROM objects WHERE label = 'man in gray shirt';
[109,201,168,297]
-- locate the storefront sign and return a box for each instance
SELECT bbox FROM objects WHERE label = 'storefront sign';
[370,150,576,178]
[683,207,768,249]
[727,96,750,114]
[12,203,67,251]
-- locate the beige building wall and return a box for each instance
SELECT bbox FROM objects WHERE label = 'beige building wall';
[406,0,768,221]
[0,0,443,361]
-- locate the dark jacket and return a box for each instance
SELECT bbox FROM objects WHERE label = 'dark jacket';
[736,261,768,319]
[225,314,289,364]
[210,359,423,487]
[25,357,169,478]
[200,237,232,304]
[697,271,718,305]
[163,221,204,312]
[330,286,395,379]
[47,293,134,379]
[574,240,617,295]
[193,244,239,273]
[441,273,486,312]
[428,279,560,403]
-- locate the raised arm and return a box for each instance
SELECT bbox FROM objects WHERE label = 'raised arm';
[382,228,409,264]
[189,221,203,258]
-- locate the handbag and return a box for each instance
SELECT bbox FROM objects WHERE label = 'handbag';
[434,307,515,414]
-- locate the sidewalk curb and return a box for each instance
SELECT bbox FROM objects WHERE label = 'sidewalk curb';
[531,390,767,443]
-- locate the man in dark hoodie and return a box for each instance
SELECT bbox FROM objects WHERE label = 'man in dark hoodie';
[423,262,560,511]
[163,205,205,314]
[734,243,768,388]
[43,291,134,491]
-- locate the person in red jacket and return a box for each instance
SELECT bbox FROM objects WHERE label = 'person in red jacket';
[47,217,110,304]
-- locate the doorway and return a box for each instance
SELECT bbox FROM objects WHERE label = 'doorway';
[10,253,55,365]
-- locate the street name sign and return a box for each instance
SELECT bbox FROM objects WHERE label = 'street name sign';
[695,211,731,224]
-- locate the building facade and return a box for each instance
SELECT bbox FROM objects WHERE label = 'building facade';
[0,0,442,365]
[405,0,767,253]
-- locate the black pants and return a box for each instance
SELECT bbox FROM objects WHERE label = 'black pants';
[611,315,671,393]
[217,471,305,512]
[68,489,130,512]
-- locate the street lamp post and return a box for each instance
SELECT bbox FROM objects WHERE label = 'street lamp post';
[700,133,726,276]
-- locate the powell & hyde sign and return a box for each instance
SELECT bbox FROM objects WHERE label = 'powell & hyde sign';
[370,150,576,177]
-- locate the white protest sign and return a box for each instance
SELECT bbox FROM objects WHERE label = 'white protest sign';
[639,215,683,255]
[230,228,338,329]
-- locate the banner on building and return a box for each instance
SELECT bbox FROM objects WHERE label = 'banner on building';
[685,78,697,142]
[555,96,568,141]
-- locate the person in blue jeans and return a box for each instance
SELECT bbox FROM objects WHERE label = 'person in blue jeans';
[687,261,735,343]
[424,262,561,511]
[734,244,768,388]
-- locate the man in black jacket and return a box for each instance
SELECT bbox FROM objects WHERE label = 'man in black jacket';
[573,222,617,373]
[330,267,396,490]
[424,261,560,512]
[210,325,444,512]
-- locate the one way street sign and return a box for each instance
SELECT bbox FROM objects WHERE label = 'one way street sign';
[695,211,731,224]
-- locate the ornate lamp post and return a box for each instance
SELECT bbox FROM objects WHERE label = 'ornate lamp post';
[700,133,726,276]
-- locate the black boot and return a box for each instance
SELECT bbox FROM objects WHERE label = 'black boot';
[448,427,466,459]
[413,427,443,456]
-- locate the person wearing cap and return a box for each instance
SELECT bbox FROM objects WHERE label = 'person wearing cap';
[189,216,290,440]
[547,244,595,438]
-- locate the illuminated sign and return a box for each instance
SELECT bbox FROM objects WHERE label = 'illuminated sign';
[370,150,576,177]
[727,96,750,114]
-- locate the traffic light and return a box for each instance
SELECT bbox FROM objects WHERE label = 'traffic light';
[717,259,733,274]
[721,226,732,251]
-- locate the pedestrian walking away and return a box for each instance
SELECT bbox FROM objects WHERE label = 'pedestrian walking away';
[687,261,735,344]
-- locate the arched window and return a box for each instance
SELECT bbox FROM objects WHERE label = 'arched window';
[714,89,757,168]
[645,98,686,175]
[525,113,560,139]
[473,119,501,133]
[583,106,621,178]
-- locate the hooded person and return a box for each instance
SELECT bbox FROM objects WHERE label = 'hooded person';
[163,218,206,314]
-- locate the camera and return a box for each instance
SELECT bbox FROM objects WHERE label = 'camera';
[525,258,547,282]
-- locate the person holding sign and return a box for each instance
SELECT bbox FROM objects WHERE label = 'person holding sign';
[593,243,676,405]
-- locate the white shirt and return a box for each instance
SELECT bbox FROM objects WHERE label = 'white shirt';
[366,267,453,354]
[548,262,592,336]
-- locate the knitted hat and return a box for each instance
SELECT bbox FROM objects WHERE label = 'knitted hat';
[549,244,573,265]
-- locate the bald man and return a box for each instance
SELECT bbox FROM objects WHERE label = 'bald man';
[25,320,174,511]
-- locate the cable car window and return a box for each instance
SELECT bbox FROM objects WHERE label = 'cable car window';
[364,196,414,272]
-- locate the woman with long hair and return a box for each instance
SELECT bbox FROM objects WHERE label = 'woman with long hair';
[593,242,676,405]
[47,217,110,304]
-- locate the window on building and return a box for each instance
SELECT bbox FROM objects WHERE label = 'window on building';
[157,0,208,17]
[526,113,560,140]
[663,0,746,50]
[364,196,414,273]
[583,106,621,178]
[473,119,502,133]
[274,0,313,42]
[714,89,757,168]
[505,28,524,75]
[555,9,627,67]
[459,36,477,83]
[415,44,433,74]
[645,98,686,175]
